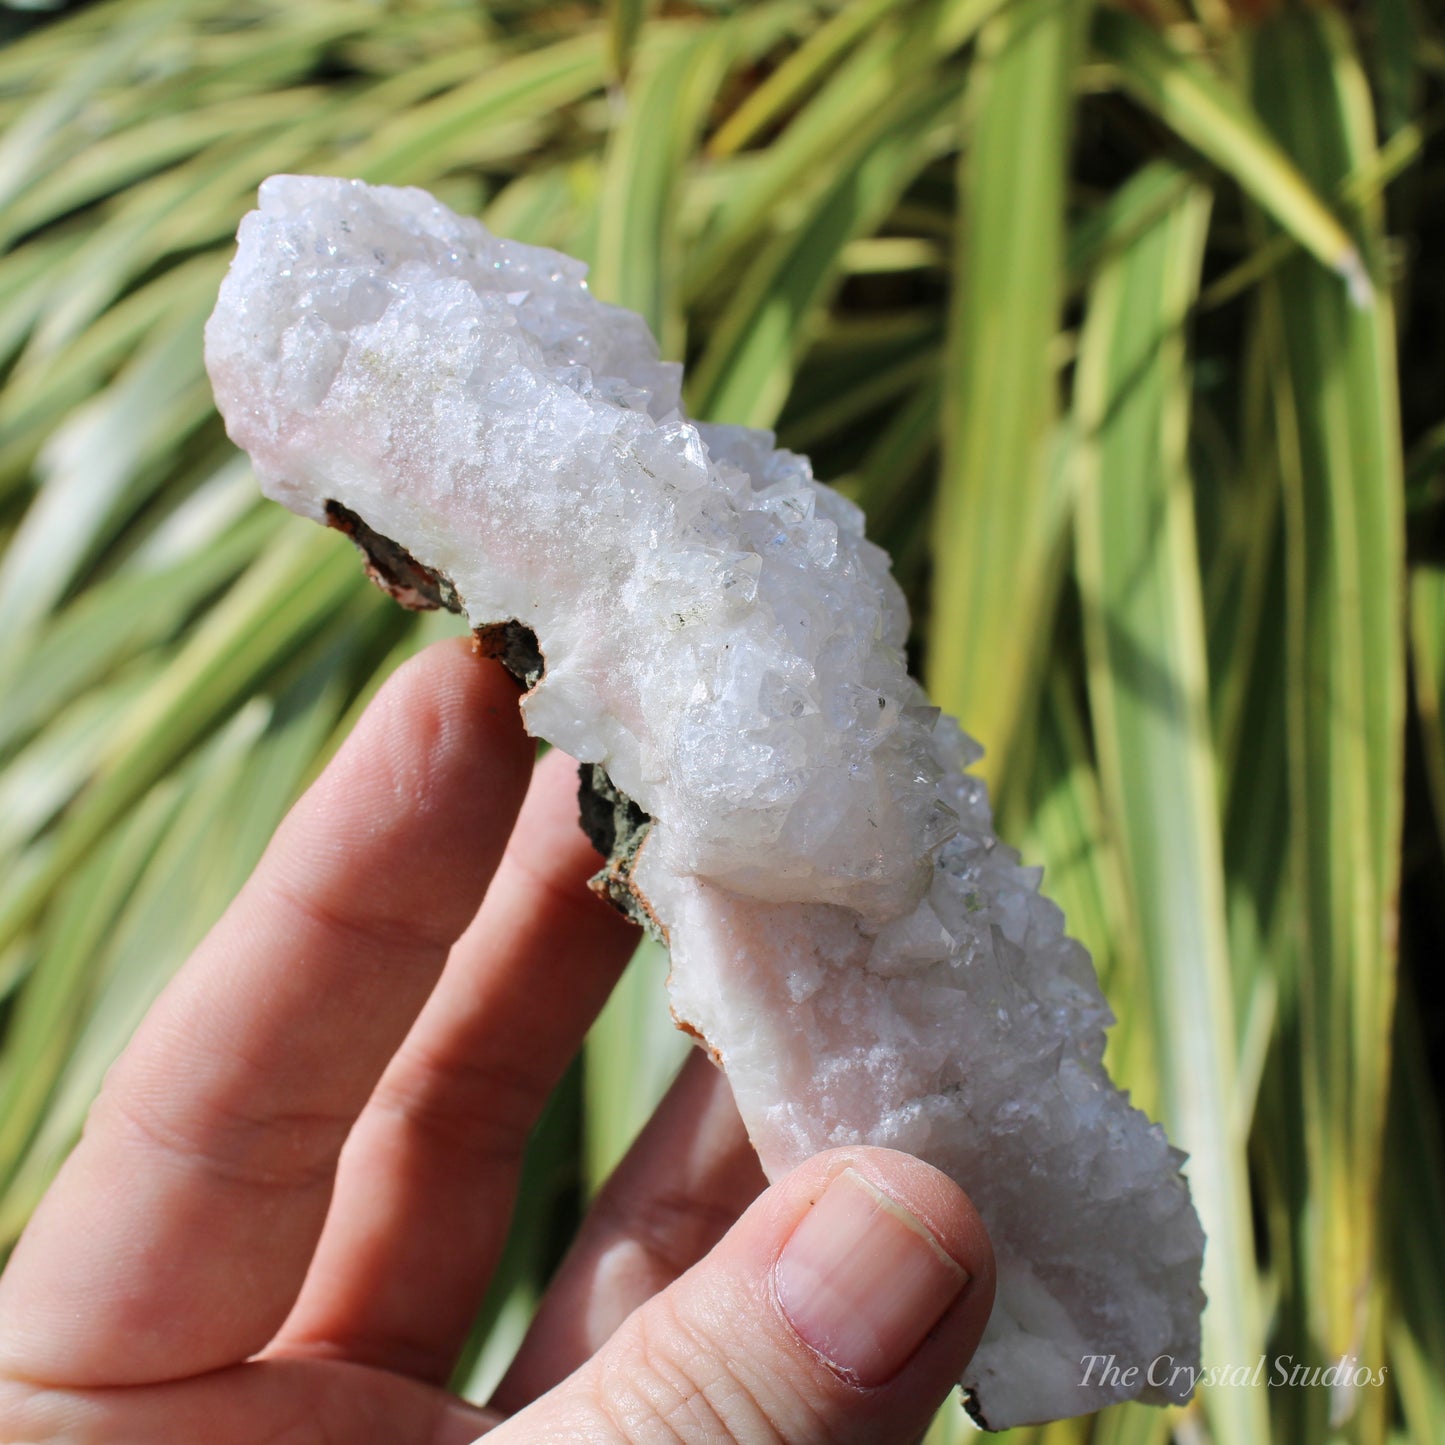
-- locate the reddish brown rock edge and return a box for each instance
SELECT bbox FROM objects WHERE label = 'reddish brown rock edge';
[325,499,464,613]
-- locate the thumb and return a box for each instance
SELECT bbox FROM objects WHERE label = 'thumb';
[487,1147,995,1445]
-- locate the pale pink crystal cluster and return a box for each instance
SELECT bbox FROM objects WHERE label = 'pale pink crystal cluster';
[205,175,1205,1428]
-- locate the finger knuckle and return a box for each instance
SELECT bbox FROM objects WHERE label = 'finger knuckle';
[266,870,459,966]
[91,1072,347,1196]
[364,1042,550,1167]
[587,1188,740,1285]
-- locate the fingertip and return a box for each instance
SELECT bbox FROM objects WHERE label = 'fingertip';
[371,637,534,779]
[295,639,535,861]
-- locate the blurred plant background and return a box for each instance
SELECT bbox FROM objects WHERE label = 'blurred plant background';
[0,0,1441,1439]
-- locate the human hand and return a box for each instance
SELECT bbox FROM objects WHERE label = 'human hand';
[0,639,994,1444]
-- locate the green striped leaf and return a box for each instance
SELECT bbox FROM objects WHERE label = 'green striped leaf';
[0,0,184,213]
[594,20,744,354]
[343,32,608,184]
[687,83,954,428]
[0,88,326,251]
[0,307,215,663]
[606,0,652,82]
[1073,165,1266,1440]
[708,0,910,158]
[1251,11,1406,1431]
[1003,668,1153,1099]
[1095,8,1367,300]
[0,522,371,956]
[929,0,1090,790]
[684,13,961,305]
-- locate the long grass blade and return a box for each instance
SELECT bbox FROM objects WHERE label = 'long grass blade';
[1094,8,1367,300]
[0,523,369,955]
[0,0,181,212]
[684,14,961,305]
[687,84,954,428]
[343,32,608,184]
[0,786,176,1185]
[1073,166,1266,1439]
[708,0,909,158]
[1250,10,1406,1433]
[0,309,212,664]
[593,21,741,355]
[929,0,1091,789]
[607,0,652,82]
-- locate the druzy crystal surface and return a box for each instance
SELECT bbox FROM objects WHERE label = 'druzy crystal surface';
[205,176,1205,1428]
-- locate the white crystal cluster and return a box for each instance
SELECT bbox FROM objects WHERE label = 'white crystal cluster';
[205,176,1205,1428]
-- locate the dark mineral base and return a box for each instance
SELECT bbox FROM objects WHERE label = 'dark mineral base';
[578,761,658,937]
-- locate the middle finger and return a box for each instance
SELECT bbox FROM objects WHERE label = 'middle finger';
[273,747,639,1382]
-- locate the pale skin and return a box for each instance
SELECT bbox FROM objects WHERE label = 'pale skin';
[0,639,995,1444]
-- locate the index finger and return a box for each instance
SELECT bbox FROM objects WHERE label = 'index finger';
[0,639,534,1390]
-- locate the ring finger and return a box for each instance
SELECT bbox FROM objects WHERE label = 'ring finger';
[491,1048,768,1414]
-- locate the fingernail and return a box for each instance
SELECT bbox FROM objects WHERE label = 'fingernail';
[775,1167,968,1387]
